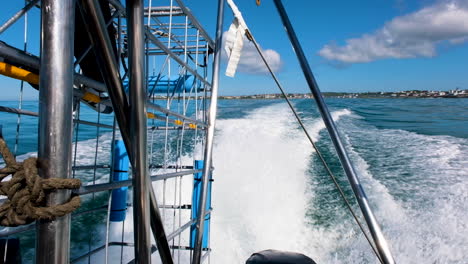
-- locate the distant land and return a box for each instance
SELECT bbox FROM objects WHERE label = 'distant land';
[148,89,468,100]
[218,89,468,99]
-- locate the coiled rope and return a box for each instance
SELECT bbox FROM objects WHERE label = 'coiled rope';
[0,136,81,227]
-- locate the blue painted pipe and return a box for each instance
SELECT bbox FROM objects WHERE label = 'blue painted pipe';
[110,140,129,222]
[190,160,211,248]
[123,74,201,94]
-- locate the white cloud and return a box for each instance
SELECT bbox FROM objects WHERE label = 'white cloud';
[318,0,468,63]
[223,32,282,75]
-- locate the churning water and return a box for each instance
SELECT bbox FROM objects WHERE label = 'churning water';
[1,98,467,263]
[211,98,468,263]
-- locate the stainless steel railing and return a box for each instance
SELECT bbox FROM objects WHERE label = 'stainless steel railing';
[0,0,217,263]
[272,1,396,263]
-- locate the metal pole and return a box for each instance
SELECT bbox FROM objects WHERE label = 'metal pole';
[245,26,383,262]
[126,0,151,262]
[36,0,75,263]
[173,0,215,49]
[272,1,395,263]
[145,31,211,88]
[0,0,40,35]
[149,188,174,264]
[79,0,131,142]
[78,1,174,262]
[191,0,225,263]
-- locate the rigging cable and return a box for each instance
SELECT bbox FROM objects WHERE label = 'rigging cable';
[244,27,384,264]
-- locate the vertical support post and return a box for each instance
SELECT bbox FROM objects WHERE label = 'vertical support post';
[36,0,75,263]
[79,1,174,262]
[192,0,225,263]
[126,0,151,262]
[190,160,212,249]
[272,1,395,264]
[110,140,129,222]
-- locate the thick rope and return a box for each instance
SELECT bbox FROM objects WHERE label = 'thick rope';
[0,137,81,227]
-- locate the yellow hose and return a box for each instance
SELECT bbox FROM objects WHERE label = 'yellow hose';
[0,62,39,85]
[0,62,105,105]
[82,92,101,103]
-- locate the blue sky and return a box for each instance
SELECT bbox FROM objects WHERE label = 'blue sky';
[1,0,467,99]
[212,0,468,95]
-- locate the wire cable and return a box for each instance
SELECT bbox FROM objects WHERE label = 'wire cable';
[245,28,384,264]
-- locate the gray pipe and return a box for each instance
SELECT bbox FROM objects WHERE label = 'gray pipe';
[126,0,152,262]
[191,0,226,263]
[35,0,75,263]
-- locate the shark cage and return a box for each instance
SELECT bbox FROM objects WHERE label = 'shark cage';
[0,0,224,263]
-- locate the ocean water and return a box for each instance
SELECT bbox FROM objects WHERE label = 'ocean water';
[210,98,468,264]
[0,98,467,263]
[0,99,201,263]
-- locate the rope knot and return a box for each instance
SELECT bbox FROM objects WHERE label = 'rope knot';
[0,137,81,227]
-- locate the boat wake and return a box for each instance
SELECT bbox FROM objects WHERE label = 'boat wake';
[211,101,468,263]
[211,103,352,263]
[339,117,468,263]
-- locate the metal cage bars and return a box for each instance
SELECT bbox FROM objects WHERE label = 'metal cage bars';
[0,0,217,263]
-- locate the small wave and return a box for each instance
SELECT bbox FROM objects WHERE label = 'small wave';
[306,108,352,141]
[335,116,468,263]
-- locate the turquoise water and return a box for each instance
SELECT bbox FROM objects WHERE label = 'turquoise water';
[1,98,467,263]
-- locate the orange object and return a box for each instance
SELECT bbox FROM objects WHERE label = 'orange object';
[0,62,39,85]
[82,92,101,103]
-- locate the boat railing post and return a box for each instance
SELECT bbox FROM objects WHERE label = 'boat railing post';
[191,0,225,263]
[126,0,152,262]
[36,0,75,263]
[78,1,174,262]
[272,1,396,263]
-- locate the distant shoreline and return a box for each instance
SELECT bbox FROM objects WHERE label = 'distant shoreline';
[3,91,468,102]
[214,90,468,99]
[150,90,468,100]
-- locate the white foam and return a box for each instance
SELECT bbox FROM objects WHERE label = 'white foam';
[210,103,352,263]
[210,101,468,263]
[308,109,352,141]
[336,117,468,263]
